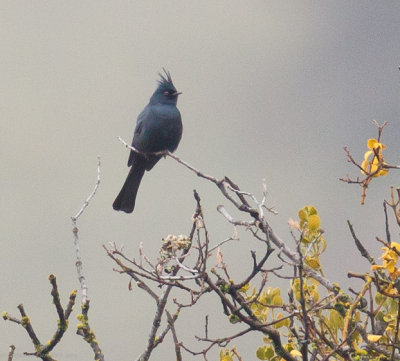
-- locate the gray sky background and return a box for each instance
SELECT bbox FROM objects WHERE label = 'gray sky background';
[1,2,399,360]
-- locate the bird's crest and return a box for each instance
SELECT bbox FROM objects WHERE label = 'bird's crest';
[157,68,175,89]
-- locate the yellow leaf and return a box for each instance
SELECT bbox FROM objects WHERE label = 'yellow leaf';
[363,150,374,160]
[329,309,344,331]
[386,260,397,274]
[311,278,320,286]
[220,349,234,361]
[367,334,382,342]
[290,349,302,357]
[221,356,233,361]
[305,257,321,269]
[307,214,320,231]
[298,209,307,222]
[361,159,369,175]
[373,142,386,150]
[311,287,320,302]
[319,237,327,253]
[274,313,290,329]
[272,294,283,306]
[371,265,384,270]
[239,283,250,293]
[367,138,377,149]
[368,160,379,174]
[308,205,317,215]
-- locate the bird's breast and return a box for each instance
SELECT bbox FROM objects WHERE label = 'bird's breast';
[133,104,182,153]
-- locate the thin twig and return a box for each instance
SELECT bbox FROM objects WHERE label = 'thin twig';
[71,156,101,222]
[71,156,101,303]
[7,345,16,361]
[347,220,376,265]
[76,300,105,361]
[166,310,182,361]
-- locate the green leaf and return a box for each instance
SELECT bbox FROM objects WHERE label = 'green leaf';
[256,346,274,360]
[229,314,240,324]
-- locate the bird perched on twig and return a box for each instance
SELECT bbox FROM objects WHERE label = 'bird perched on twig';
[113,70,183,213]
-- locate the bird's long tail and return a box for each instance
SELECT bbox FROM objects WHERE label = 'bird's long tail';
[113,160,146,213]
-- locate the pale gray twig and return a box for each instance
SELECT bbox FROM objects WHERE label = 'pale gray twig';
[71,156,101,303]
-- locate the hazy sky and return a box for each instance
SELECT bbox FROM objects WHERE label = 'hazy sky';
[1,2,399,360]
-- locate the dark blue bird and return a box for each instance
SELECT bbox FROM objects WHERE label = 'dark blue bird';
[113,70,183,213]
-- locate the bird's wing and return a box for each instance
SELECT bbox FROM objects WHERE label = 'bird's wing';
[134,106,151,135]
[128,104,155,166]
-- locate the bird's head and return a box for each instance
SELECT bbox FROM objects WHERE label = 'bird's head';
[150,69,182,105]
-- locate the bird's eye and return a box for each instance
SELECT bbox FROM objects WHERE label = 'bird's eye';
[163,91,170,96]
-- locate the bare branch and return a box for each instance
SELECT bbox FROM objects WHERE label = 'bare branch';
[166,310,182,361]
[7,345,16,361]
[347,220,376,265]
[3,275,77,361]
[71,156,101,303]
[76,300,105,361]
[71,156,101,222]
[217,205,255,227]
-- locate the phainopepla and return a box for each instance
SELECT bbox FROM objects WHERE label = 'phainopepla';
[113,70,183,213]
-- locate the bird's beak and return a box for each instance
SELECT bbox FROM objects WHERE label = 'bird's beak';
[173,91,182,97]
